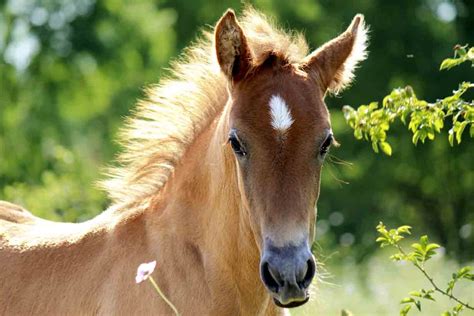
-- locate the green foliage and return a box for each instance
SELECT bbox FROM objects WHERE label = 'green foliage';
[376,223,474,315]
[0,0,179,221]
[440,45,474,70]
[343,45,474,155]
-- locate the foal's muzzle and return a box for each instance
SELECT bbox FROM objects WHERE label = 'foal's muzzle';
[259,240,316,308]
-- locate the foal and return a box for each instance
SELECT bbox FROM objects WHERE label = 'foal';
[0,8,368,315]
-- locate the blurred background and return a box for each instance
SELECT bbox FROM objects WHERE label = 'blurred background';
[0,0,473,314]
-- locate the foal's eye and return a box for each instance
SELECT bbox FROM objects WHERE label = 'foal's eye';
[320,134,333,156]
[228,130,247,157]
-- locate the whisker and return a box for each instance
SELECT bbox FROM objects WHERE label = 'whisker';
[312,243,339,287]
[325,163,349,186]
[327,154,353,167]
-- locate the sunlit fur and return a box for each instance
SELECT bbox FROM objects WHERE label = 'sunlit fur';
[303,14,368,94]
[0,8,367,315]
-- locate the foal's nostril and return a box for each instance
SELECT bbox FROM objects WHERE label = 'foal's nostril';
[299,258,316,289]
[261,262,281,293]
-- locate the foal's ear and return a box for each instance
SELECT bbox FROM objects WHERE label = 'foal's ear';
[303,14,368,94]
[214,9,253,81]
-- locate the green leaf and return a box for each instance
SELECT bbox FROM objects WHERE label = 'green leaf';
[372,141,379,153]
[456,266,474,280]
[420,235,429,247]
[427,129,435,140]
[446,280,455,295]
[341,309,354,316]
[408,291,421,297]
[422,292,435,301]
[400,304,412,316]
[406,252,418,263]
[453,303,464,312]
[414,300,421,311]
[456,121,468,144]
[463,273,474,281]
[468,47,474,59]
[379,141,392,156]
[397,225,412,234]
[412,130,420,145]
[411,243,423,252]
[449,128,455,146]
[401,297,415,304]
[440,58,461,70]
[434,117,444,132]
[425,243,440,252]
[390,253,404,261]
[376,222,388,234]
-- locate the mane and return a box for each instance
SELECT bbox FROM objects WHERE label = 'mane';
[101,8,310,205]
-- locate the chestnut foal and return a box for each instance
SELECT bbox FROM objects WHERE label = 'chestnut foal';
[0,8,368,315]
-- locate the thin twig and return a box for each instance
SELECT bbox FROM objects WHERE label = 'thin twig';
[396,244,474,310]
[148,277,180,315]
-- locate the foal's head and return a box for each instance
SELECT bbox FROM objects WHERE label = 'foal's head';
[214,10,368,308]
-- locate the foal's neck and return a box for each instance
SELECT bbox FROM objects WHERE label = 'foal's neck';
[203,100,257,251]
[160,98,269,312]
[178,99,258,255]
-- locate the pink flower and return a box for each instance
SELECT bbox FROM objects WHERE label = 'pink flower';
[135,261,156,284]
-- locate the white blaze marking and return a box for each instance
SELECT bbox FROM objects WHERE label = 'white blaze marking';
[269,95,294,133]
